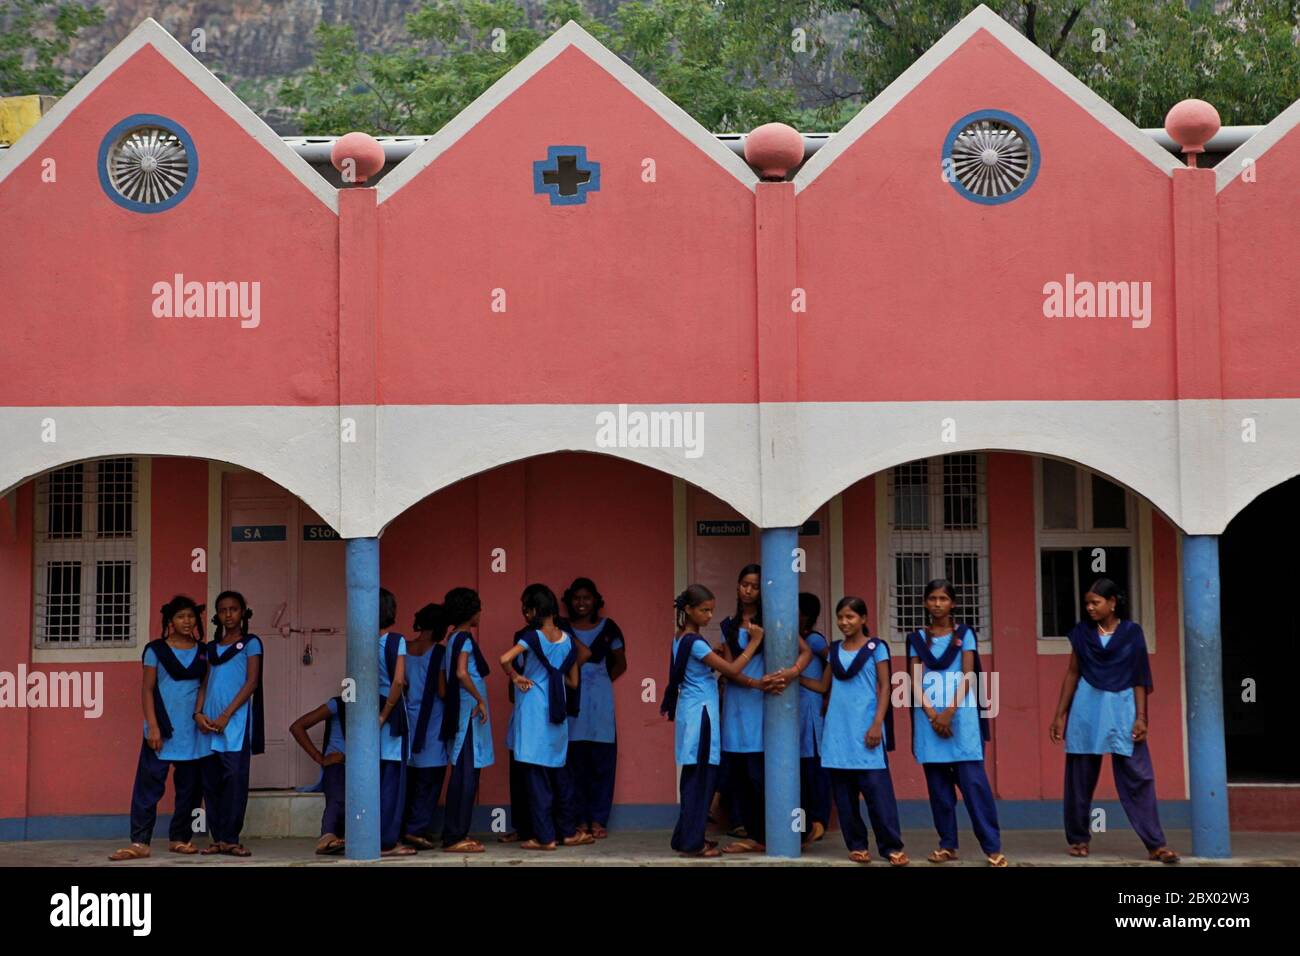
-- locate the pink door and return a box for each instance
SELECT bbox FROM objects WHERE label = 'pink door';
[686,488,832,647]
[223,473,346,789]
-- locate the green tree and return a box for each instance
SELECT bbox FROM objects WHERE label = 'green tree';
[0,0,104,97]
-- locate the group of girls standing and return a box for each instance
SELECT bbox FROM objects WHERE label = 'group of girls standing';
[288,577,625,856]
[665,567,1180,865]
[111,591,264,860]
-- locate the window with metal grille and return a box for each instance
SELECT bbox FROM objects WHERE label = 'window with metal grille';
[34,459,140,647]
[886,454,991,640]
[1037,459,1137,638]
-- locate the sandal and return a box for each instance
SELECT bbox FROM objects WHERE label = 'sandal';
[200,843,228,855]
[381,845,416,857]
[520,839,558,851]
[591,824,608,839]
[680,845,721,858]
[927,848,959,863]
[722,839,764,854]
[987,852,1009,867]
[442,839,485,853]
[888,850,910,866]
[848,850,871,864]
[562,832,595,846]
[108,843,151,861]
[402,834,436,851]
[1149,847,1181,864]
[168,841,198,855]
[497,831,521,843]
[1068,843,1090,857]
[315,835,346,856]
[222,844,252,858]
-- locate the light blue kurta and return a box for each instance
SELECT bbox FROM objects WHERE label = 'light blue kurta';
[142,643,210,762]
[798,632,828,758]
[909,630,984,764]
[377,632,407,762]
[513,632,574,768]
[567,620,622,743]
[404,646,448,768]
[672,635,721,766]
[202,636,263,753]
[820,640,892,770]
[445,633,495,769]
[1066,634,1136,755]
[721,624,764,753]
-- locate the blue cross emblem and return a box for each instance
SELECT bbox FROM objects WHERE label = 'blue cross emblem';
[533,146,600,205]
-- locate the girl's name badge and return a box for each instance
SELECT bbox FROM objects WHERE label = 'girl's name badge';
[235,642,244,651]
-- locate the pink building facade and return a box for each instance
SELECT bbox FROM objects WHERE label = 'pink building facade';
[2,6,1298,854]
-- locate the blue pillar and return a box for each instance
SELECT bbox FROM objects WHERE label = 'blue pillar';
[344,536,381,860]
[1181,533,1230,858]
[761,527,800,858]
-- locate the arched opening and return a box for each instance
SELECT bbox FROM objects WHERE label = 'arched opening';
[1220,475,1299,784]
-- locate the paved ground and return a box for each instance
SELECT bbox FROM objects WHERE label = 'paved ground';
[2,829,1297,866]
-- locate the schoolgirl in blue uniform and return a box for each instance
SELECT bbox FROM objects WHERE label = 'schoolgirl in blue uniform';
[500,584,594,850]
[289,696,348,855]
[401,602,450,850]
[908,579,1006,866]
[438,587,494,852]
[717,564,812,854]
[109,595,210,861]
[197,590,263,857]
[804,596,908,865]
[376,588,416,857]
[500,584,550,844]
[562,577,626,839]
[1050,578,1180,863]
[662,584,770,858]
[795,592,831,844]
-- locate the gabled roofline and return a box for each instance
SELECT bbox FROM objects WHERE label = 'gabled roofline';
[1216,95,1300,193]
[0,18,338,212]
[375,19,758,204]
[793,4,1180,193]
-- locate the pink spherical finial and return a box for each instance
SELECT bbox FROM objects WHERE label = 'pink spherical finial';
[744,122,805,181]
[1164,99,1220,165]
[330,131,386,185]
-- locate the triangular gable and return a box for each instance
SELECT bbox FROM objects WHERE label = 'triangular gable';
[376,19,756,204]
[1217,95,1300,193]
[794,4,1179,192]
[0,18,336,211]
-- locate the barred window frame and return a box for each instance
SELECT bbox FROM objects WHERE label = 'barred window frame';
[884,454,992,643]
[32,458,151,662]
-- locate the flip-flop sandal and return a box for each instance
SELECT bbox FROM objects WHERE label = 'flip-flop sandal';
[108,843,151,861]
[497,831,521,843]
[520,839,558,851]
[200,844,227,855]
[987,852,1009,867]
[1068,843,1090,857]
[591,824,608,839]
[848,850,871,864]
[721,839,764,854]
[403,834,437,851]
[168,842,198,855]
[1149,847,1181,864]
[222,844,252,857]
[442,840,485,853]
[927,848,959,863]
[315,837,346,856]
[562,832,595,846]
[680,846,721,858]
[888,851,910,866]
[381,845,417,857]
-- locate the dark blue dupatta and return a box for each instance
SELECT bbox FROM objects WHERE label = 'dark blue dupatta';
[661,633,704,721]
[829,638,896,752]
[143,639,207,740]
[518,630,580,723]
[906,624,991,746]
[1067,619,1153,694]
[206,635,266,755]
[409,643,447,755]
[439,631,490,744]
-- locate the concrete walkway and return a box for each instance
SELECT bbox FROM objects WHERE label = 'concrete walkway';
[2,829,1297,867]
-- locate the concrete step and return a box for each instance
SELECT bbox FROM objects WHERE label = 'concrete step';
[244,790,323,838]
